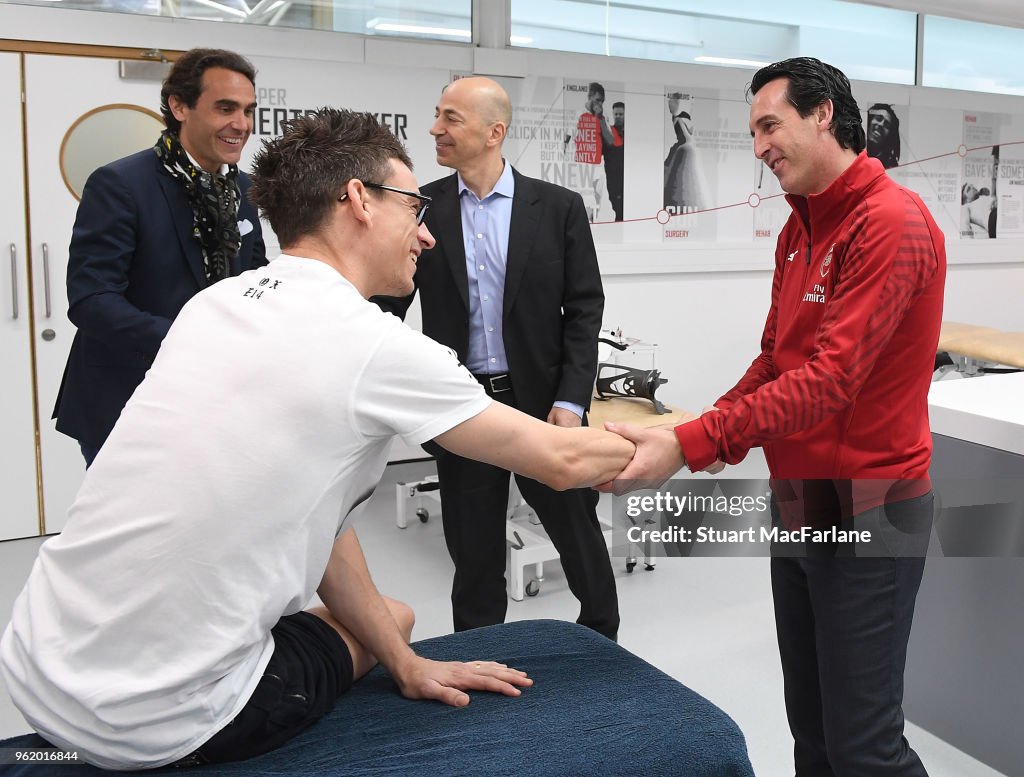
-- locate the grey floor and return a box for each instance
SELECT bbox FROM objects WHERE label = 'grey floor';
[0,458,1009,777]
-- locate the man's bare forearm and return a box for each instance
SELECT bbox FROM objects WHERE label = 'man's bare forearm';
[437,402,635,491]
[553,426,636,490]
[317,530,417,674]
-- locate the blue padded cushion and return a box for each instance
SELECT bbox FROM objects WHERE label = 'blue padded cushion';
[0,619,753,776]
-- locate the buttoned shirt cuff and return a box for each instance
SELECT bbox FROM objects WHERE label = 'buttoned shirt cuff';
[553,401,584,419]
[674,416,717,472]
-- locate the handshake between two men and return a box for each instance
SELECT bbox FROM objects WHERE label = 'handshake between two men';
[437,397,725,500]
[597,405,728,494]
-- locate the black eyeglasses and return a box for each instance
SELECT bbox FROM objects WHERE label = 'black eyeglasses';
[339,183,432,225]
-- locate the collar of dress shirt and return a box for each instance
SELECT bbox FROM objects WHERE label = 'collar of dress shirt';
[457,159,515,201]
[184,148,230,177]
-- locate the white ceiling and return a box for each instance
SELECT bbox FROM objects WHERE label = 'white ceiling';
[857,0,1024,29]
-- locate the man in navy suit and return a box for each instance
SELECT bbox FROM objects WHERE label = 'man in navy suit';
[376,77,619,639]
[53,48,267,466]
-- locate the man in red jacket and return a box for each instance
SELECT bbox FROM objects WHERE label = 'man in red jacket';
[606,58,945,776]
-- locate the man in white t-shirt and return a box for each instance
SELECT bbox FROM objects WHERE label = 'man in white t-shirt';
[0,108,636,770]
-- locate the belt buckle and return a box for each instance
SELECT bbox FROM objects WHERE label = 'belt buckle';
[488,374,511,393]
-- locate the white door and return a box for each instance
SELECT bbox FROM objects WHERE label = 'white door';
[24,54,164,534]
[0,53,42,541]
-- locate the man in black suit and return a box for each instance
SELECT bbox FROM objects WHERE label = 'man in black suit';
[378,76,618,639]
[53,48,267,466]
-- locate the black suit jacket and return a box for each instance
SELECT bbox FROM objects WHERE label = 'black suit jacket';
[377,167,603,421]
[53,148,267,448]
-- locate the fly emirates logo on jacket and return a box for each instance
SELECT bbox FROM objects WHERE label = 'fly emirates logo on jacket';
[801,243,835,305]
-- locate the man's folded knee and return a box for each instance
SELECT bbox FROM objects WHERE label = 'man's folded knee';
[386,598,416,639]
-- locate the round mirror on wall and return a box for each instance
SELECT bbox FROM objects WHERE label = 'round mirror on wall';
[60,104,164,200]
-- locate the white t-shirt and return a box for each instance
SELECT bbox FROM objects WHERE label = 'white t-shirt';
[0,255,490,770]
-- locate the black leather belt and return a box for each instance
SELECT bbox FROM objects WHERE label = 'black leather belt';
[473,373,512,394]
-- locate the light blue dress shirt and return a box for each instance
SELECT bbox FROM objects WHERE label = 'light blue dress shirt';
[459,162,582,418]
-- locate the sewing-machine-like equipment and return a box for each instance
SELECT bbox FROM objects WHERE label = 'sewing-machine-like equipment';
[594,328,670,414]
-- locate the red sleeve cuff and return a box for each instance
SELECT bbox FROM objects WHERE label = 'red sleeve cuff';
[674,416,718,473]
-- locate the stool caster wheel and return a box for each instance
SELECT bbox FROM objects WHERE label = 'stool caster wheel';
[625,560,636,573]
[644,563,655,571]
[415,508,429,523]
[525,579,541,597]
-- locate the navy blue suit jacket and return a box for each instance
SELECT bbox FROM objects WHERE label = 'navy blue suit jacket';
[53,148,267,448]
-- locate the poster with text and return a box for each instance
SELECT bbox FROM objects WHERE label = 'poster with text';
[960,112,1002,239]
[873,104,960,239]
[661,86,790,243]
[992,114,1024,239]
[554,78,627,223]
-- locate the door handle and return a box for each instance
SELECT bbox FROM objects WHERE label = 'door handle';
[41,242,52,318]
[8,243,16,320]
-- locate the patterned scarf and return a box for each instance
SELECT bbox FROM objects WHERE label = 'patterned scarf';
[154,130,242,284]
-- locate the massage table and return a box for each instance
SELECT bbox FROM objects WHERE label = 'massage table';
[0,619,754,776]
[395,397,688,600]
[935,321,1024,377]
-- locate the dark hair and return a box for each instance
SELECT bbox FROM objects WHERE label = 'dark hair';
[250,108,413,247]
[866,103,900,169]
[588,82,606,100]
[612,101,625,110]
[160,48,256,134]
[749,57,865,154]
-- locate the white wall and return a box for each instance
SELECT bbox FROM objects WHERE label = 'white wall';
[943,264,1024,331]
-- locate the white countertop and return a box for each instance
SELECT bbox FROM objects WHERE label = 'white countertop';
[928,372,1024,455]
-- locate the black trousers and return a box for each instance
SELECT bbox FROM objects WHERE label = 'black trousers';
[433,383,619,640]
[770,494,932,777]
